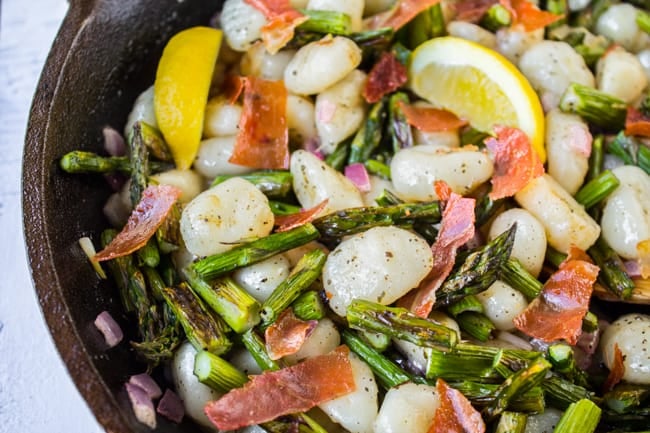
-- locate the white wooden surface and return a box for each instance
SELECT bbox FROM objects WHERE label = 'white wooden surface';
[0,0,105,431]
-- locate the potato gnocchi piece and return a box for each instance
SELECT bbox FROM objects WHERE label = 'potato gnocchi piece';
[515,174,600,253]
[220,0,267,52]
[447,21,497,49]
[596,48,648,104]
[524,408,564,433]
[240,44,296,80]
[124,86,157,137]
[150,169,204,203]
[180,178,274,257]
[600,314,650,385]
[495,27,544,64]
[315,69,367,154]
[291,149,364,213]
[232,254,291,303]
[319,353,378,433]
[194,136,252,179]
[307,0,364,32]
[284,36,362,95]
[600,165,650,260]
[595,3,650,53]
[489,208,547,277]
[284,318,341,364]
[390,145,493,201]
[374,383,440,433]
[203,96,242,138]
[323,226,433,316]
[286,94,318,147]
[476,280,529,331]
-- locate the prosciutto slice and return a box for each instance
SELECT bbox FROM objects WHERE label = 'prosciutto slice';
[265,308,318,360]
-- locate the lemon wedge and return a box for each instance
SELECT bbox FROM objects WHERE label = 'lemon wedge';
[154,27,222,170]
[409,36,546,162]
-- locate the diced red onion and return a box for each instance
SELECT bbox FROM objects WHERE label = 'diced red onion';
[94,311,123,348]
[125,382,157,429]
[624,260,642,278]
[304,137,324,160]
[345,163,371,192]
[129,373,162,400]
[576,328,600,356]
[465,230,485,250]
[104,173,127,192]
[496,331,533,351]
[103,126,127,156]
[156,389,184,424]
[103,193,130,228]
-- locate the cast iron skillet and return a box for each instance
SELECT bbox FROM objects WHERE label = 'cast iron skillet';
[23,0,221,431]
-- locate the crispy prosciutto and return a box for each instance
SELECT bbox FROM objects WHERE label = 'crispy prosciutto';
[603,343,626,393]
[625,106,650,137]
[411,182,476,317]
[229,76,290,169]
[398,102,468,132]
[265,308,318,360]
[93,185,182,261]
[363,52,408,103]
[222,74,244,104]
[509,0,564,32]
[454,0,499,23]
[274,199,329,232]
[514,247,599,345]
[428,379,485,433]
[485,125,544,200]
[366,0,441,31]
[204,345,355,430]
[244,0,307,54]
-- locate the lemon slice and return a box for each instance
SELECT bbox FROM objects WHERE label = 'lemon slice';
[154,27,222,170]
[409,36,546,162]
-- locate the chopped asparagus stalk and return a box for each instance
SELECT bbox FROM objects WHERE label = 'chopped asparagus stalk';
[194,350,248,393]
[547,343,589,388]
[475,193,505,227]
[312,201,441,240]
[130,319,183,365]
[553,398,601,433]
[348,99,387,164]
[582,311,599,333]
[607,131,650,175]
[456,312,496,342]
[161,283,232,355]
[587,134,605,181]
[574,169,620,209]
[388,92,414,154]
[260,249,327,327]
[191,223,321,280]
[136,237,160,268]
[291,290,326,321]
[138,121,173,162]
[364,159,392,180]
[542,375,595,410]
[484,357,552,419]
[101,229,136,312]
[407,3,446,49]
[436,224,517,307]
[350,28,395,66]
[637,10,650,34]
[374,189,403,206]
[588,237,635,300]
[495,411,528,433]
[500,258,543,300]
[480,4,512,32]
[141,265,166,302]
[460,127,491,147]
[360,330,392,352]
[559,83,627,130]
[185,270,261,333]
[347,299,458,351]
[296,9,352,35]
[59,151,171,174]
[341,329,417,389]
[325,140,351,171]
[156,203,181,253]
[129,122,150,206]
[268,200,301,216]
[240,329,280,371]
[604,384,650,414]
[210,170,293,199]
[449,381,545,413]
[545,246,567,269]
[447,294,484,317]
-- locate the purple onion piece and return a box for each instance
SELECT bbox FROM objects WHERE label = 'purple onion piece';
[345,163,371,192]
[129,373,162,400]
[93,311,123,348]
[103,126,127,156]
[624,260,641,278]
[156,389,185,424]
[125,382,157,429]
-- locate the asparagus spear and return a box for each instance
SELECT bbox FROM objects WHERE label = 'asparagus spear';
[128,122,150,206]
[607,131,650,175]
[460,127,491,147]
[553,399,602,433]
[161,283,232,355]
[547,343,590,388]
[156,203,181,253]
[449,381,545,413]
[587,134,605,182]
[637,9,650,34]
[101,229,136,312]
[325,140,351,172]
[494,411,528,433]
[435,225,517,307]
[574,169,620,209]
[603,384,650,414]
[268,200,301,216]
[364,159,392,180]
[240,329,281,372]
[260,249,327,327]
[474,193,505,227]
[455,312,496,342]
[296,9,352,35]
[291,290,326,321]
[185,270,261,333]
[210,170,294,199]
[312,201,441,240]
[374,188,403,206]
[447,294,484,316]
[190,223,320,280]
[348,99,387,164]
[542,375,595,410]
[484,357,552,419]
[137,121,173,162]
[347,299,458,351]
[136,237,160,268]
[559,83,627,130]
[588,237,635,300]
[407,3,446,49]
[349,28,395,67]
[480,4,512,32]
[194,350,248,393]
[59,151,171,174]
[500,258,543,300]
[341,329,417,389]
[388,92,414,154]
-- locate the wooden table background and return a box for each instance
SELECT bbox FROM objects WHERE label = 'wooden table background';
[0,0,105,431]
